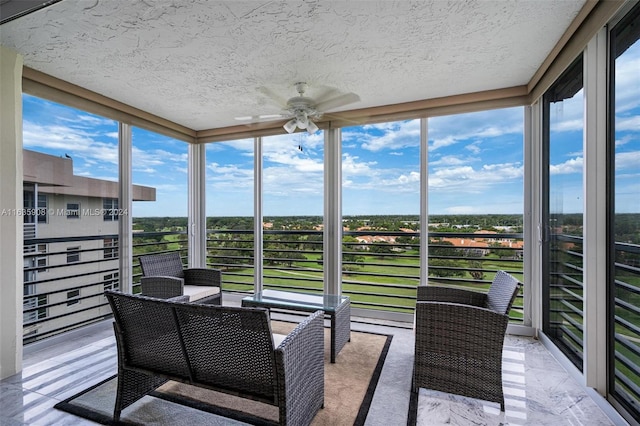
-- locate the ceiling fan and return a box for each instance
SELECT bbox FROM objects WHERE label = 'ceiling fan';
[237,82,360,134]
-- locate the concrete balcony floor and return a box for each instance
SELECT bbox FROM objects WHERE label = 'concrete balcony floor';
[1,305,616,425]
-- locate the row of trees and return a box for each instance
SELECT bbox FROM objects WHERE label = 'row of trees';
[204,214,526,232]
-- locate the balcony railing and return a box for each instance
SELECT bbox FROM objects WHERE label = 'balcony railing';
[22,229,526,344]
[206,229,525,319]
[612,241,640,410]
[547,233,585,368]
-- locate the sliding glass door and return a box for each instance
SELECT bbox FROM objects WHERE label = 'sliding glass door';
[608,3,640,418]
[542,55,585,370]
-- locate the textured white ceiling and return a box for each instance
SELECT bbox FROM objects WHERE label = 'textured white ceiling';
[0,0,586,131]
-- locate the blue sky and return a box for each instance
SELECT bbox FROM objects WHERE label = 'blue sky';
[21,42,638,217]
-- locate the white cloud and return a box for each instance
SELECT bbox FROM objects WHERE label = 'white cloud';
[465,142,481,154]
[342,153,376,176]
[616,115,640,132]
[444,205,477,214]
[431,135,458,150]
[429,162,523,193]
[548,89,584,133]
[352,120,421,152]
[550,157,582,175]
[429,155,470,166]
[552,118,583,132]
[616,150,640,170]
[616,134,635,147]
[263,164,323,196]
[23,120,119,165]
[207,162,254,189]
[383,171,420,192]
[614,43,640,114]
[58,113,116,128]
[429,107,523,151]
[208,138,254,153]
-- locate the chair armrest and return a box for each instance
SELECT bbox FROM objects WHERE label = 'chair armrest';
[414,301,509,356]
[184,268,221,288]
[274,310,324,425]
[417,285,487,307]
[140,276,184,299]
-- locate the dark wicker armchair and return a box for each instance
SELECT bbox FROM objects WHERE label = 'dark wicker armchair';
[138,252,222,305]
[412,270,522,410]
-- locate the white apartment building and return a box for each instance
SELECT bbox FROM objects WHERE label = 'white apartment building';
[21,149,155,342]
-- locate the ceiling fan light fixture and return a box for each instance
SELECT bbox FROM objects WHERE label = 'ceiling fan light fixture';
[307,120,319,134]
[283,118,297,133]
[296,115,308,130]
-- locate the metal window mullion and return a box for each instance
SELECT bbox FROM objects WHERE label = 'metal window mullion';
[188,143,206,268]
[324,128,342,295]
[583,27,608,393]
[254,137,263,292]
[419,118,429,285]
[524,104,542,330]
[118,122,133,293]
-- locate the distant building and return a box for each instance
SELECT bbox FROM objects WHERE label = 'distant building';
[22,149,155,341]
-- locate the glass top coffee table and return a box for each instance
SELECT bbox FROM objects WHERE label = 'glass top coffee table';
[242,289,350,363]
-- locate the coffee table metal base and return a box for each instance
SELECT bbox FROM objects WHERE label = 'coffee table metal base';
[242,290,351,363]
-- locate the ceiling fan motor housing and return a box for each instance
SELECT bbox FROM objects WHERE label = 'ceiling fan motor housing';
[286,98,318,118]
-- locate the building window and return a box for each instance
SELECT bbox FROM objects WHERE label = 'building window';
[66,202,80,219]
[66,289,80,306]
[35,244,47,272]
[103,198,119,221]
[24,244,47,282]
[23,188,36,224]
[103,238,118,259]
[37,194,47,224]
[67,246,80,263]
[23,295,47,323]
[24,283,36,296]
[103,272,119,292]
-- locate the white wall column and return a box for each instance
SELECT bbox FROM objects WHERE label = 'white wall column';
[583,28,608,393]
[419,118,429,285]
[254,137,264,292]
[118,123,133,293]
[0,46,24,379]
[324,128,342,295]
[188,143,206,268]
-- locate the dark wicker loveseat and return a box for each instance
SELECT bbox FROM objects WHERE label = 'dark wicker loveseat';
[138,252,222,304]
[412,270,521,410]
[105,290,325,425]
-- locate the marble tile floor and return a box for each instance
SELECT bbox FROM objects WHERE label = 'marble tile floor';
[0,315,620,426]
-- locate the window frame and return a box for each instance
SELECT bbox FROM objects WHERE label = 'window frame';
[66,202,80,219]
[66,246,80,263]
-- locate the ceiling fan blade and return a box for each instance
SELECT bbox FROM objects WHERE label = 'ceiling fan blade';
[234,114,288,122]
[314,92,360,112]
[257,86,289,108]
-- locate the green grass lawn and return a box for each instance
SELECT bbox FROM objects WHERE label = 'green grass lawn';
[214,248,526,318]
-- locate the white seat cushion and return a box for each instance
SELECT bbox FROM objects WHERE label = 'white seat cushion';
[273,333,287,348]
[182,285,220,302]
